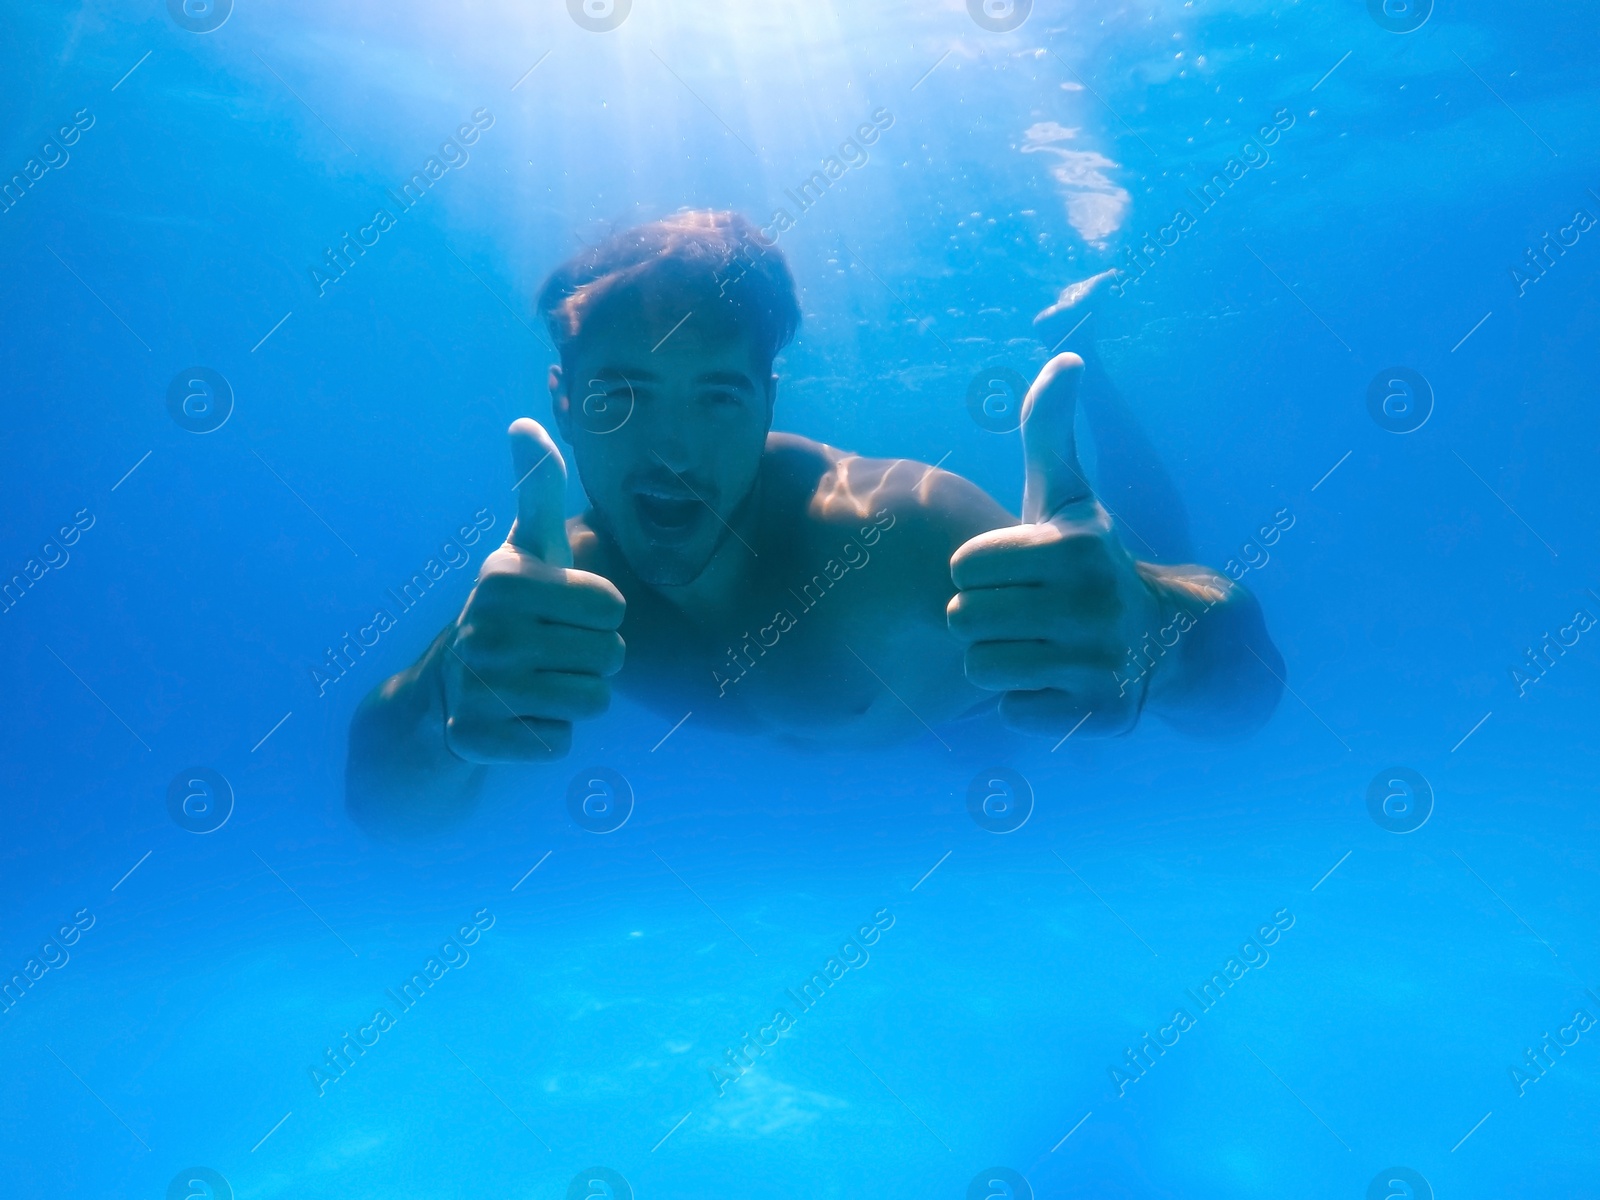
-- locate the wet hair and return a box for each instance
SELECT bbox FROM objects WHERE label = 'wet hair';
[536,210,800,374]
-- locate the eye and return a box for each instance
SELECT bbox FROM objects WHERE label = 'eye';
[703,388,744,406]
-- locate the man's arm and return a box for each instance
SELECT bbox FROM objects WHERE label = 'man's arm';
[345,419,625,839]
[1133,563,1283,738]
[346,627,488,839]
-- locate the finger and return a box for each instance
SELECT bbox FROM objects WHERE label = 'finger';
[963,641,1123,691]
[446,714,572,764]
[506,417,571,566]
[950,524,1117,591]
[998,689,1136,738]
[947,585,1120,643]
[453,622,625,678]
[1020,352,1093,524]
[443,636,612,723]
[453,668,614,723]
[468,569,626,631]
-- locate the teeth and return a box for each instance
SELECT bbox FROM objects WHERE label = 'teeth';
[636,492,698,526]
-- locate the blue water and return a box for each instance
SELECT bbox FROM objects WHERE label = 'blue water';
[4,1,1599,1197]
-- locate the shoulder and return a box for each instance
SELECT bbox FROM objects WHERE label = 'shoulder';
[763,432,1013,554]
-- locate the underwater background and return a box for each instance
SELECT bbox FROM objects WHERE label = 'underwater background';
[2,0,1598,1197]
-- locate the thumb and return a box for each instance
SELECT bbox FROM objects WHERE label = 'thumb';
[505,417,572,567]
[1020,352,1093,524]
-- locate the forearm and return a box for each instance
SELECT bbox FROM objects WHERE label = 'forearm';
[345,626,488,838]
[1131,562,1283,738]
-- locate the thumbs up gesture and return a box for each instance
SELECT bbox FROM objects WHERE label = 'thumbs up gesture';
[948,354,1162,737]
[440,418,626,763]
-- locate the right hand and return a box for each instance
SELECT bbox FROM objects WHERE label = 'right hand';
[441,418,626,763]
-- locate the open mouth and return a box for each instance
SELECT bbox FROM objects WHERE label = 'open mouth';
[634,489,703,540]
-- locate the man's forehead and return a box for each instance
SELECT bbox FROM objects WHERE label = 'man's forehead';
[573,321,764,382]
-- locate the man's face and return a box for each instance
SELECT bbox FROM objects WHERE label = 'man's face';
[553,309,775,587]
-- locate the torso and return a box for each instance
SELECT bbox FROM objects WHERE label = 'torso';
[570,433,1012,745]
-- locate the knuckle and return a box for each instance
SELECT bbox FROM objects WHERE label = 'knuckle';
[443,715,498,762]
[465,572,536,616]
[571,574,627,624]
[475,545,522,577]
[946,593,979,636]
[601,632,626,675]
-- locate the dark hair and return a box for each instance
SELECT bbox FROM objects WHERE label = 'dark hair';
[536,210,801,372]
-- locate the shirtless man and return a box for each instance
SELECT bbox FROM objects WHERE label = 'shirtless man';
[347,210,1282,835]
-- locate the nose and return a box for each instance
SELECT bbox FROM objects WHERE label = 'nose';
[649,439,693,476]
[637,403,695,476]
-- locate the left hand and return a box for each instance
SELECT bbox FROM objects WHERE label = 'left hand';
[947,353,1161,737]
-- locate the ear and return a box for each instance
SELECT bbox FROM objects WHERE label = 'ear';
[764,373,779,425]
[548,364,572,443]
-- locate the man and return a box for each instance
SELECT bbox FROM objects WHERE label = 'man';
[347,210,1281,834]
